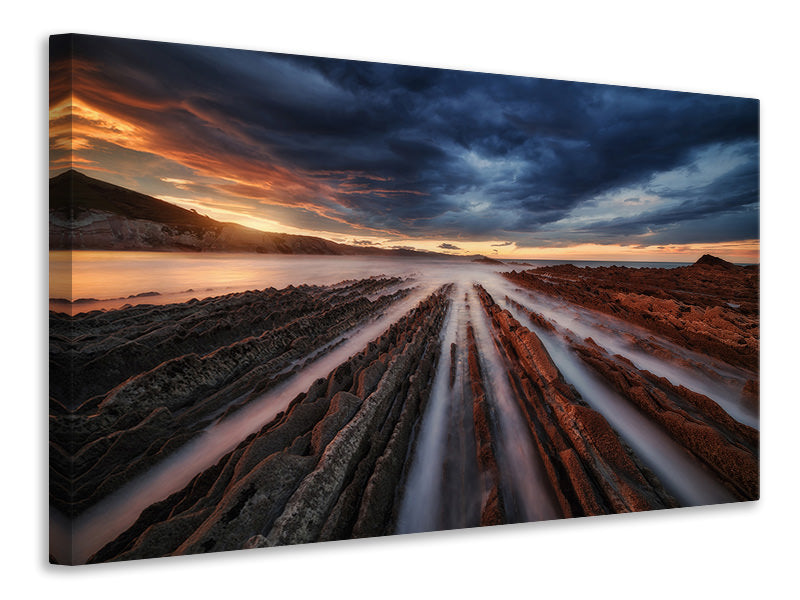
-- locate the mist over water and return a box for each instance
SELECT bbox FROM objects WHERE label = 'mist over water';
[495,293,734,505]
[49,252,691,314]
[467,288,562,522]
[493,284,759,429]
[64,285,435,564]
[52,254,755,563]
[396,290,460,533]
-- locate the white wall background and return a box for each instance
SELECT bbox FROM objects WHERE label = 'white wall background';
[3,1,796,598]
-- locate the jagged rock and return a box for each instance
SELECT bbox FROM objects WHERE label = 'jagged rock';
[502,258,759,371]
[466,323,506,526]
[50,278,411,518]
[87,286,451,562]
[572,339,759,500]
[474,284,676,517]
[310,392,363,454]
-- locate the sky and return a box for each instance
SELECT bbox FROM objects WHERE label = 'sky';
[49,35,759,262]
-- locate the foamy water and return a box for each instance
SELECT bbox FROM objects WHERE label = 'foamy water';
[396,289,461,533]
[493,284,759,429]
[466,287,562,522]
[493,291,734,505]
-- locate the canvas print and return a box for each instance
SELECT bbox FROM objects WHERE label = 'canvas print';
[48,34,759,565]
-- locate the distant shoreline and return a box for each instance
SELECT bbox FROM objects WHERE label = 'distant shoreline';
[48,248,747,266]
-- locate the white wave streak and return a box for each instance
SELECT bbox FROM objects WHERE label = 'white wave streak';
[494,281,758,429]
[487,283,735,506]
[64,285,435,565]
[467,287,561,522]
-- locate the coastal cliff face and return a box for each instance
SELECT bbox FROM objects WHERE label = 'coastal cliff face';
[50,207,363,254]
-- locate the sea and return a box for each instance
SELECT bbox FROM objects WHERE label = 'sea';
[49,250,694,314]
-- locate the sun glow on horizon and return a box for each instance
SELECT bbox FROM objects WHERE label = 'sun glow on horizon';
[48,51,759,267]
[121,192,766,264]
[155,195,360,242]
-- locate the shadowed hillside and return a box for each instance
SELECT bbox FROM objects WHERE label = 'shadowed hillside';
[49,170,441,256]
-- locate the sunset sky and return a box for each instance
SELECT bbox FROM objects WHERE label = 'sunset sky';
[49,35,759,262]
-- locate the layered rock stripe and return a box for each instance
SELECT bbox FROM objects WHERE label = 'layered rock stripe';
[50,258,759,564]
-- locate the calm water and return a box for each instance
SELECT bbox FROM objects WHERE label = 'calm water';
[49,251,691,314]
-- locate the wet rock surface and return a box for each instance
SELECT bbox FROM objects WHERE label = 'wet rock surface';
[572,338,759,500]
[49,277,411,517]
[475,285,676,516]
[466,323,506,526]
[51,257,759,564]
[502,257,759,371]
[88,286,450,562]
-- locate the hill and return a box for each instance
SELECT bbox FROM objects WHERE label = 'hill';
[49,170,438,257]
[693,254,737,269]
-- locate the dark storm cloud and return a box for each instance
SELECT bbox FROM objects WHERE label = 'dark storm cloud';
[584,156,757,238]
[61,35,760,246]
[510,156,759,249]
[438,243,461,251]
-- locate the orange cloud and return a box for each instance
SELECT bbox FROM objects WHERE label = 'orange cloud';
[48,53,759,265]
[50,57,337,214]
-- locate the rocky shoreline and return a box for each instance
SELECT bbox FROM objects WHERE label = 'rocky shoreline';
[49,258,760,564]
[501,255,759,371]
[498,256,759,503]
[474,285,676,516]
[49,277,413,517]
[88,286,451,561]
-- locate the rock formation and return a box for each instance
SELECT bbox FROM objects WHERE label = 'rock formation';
[502,258,759,371]
[49,277,413,517]
[88,286,451,561]
[572,338,759,500]
[49,256,760,564]
[466,323,506,525]
[474,285,675,516]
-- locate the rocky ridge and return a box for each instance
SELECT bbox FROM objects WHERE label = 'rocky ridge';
[502,257,759,371]
[475,285,676,516]
[498,284,759,502]
[49,256,760,564]
[572,338,759,500]
[49,277,412,517]
[88,286,451,561]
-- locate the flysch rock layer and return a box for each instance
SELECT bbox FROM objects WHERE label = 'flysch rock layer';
[465,322,506,525]
[502,258,759,372]
[475,285,676,517]
[51,256,759,564]
[88,286,452,562]
[498,258,759,501]
[49,277,411,517]
[572,338,759,500]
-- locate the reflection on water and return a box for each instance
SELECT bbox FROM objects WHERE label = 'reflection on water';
[49,251,690,314]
